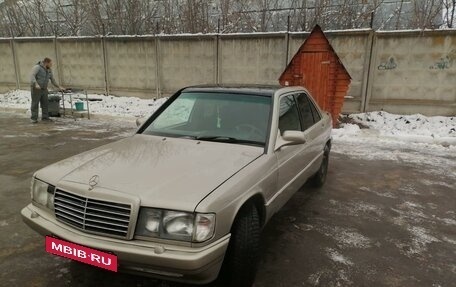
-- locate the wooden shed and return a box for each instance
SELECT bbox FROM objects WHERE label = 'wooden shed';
[279,25,351,125]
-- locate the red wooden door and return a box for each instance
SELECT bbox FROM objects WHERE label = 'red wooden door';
[299,52,331,112]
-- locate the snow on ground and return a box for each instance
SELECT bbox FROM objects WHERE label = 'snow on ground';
[0,90,167,118]
[332,112,456,175]
[345,111,456,143]
[332,124,456,179]
[325,248,354,266]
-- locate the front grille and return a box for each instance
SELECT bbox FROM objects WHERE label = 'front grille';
[54,189,132,239]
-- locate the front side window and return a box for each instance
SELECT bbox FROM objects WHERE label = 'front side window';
[142,92,271,146]
[278,95,301,135]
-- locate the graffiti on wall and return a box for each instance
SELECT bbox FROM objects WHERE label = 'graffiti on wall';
[429,49,456,70]
[430,57,451,69]
[378,57,397,70]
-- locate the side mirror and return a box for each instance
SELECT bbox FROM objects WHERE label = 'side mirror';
[136,117,145,127]
[282,130,306,143]
[275,130,306,151]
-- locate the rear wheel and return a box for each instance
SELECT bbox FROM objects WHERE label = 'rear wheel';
[310,144,330,188]
[219,203,260,287]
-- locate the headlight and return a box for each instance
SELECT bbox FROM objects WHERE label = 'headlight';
[135,208,215,242]
[135,209,161,237]
[163,211,194,241]
[31,178,55,210]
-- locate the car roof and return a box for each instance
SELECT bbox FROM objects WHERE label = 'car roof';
[182,84,283,97]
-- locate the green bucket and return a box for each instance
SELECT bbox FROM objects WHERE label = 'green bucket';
[75,102,84,111]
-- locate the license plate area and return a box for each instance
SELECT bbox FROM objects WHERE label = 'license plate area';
[45,236,118,272]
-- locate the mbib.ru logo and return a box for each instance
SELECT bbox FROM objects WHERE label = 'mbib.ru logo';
[45,236,118,272]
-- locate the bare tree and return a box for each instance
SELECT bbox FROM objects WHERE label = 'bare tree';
[219,0,233,30]
[443,0,455,27]
[84,0,105,35]
[254,0,281,32]
[413,0,443,29]
[0,0,453,36]
[1,0,54,36]
[218,0,257,33]
[51,0,89,36]
[82,0,159,35]
[180,0,211,33]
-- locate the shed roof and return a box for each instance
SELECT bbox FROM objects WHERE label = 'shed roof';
[280,25,351,81]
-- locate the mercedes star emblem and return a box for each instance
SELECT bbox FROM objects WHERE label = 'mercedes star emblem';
[88,175,100,191]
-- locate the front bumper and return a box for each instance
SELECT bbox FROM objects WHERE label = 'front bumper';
[21,204,230,284]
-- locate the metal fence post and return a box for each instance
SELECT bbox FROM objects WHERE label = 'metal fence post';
[53,35,63,86]
[215,34,221,85]
[101,35,110,96]
[154,36,161,98]
[363,30,378,112]
[215,19,222,85]
[285,15,291,68]
[10,38,20,89]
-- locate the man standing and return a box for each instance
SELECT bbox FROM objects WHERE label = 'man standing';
[30,57,64,123]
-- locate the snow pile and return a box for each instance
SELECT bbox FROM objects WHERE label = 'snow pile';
[331,123,360,137]
[74,93,168,118]
[0,89,168,118]
[0,90,31,109]
[332,113,456,174]
[325,248,353,266]
[348,111,455,139]
[335,111,456,146]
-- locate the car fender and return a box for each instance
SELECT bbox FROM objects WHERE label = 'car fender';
[193,154,278,247]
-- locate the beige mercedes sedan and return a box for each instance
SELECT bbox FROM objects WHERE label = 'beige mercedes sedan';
[22,85,332,286]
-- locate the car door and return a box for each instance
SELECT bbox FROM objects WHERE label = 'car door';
[295,93,327,175]
[270,93,316,213]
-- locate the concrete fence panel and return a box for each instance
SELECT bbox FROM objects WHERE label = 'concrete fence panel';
[368,30,456,116]
[0,30,455,116]
[14,39,58,88]
[57,38,105,91]
[0,40,16,92]
[326,31,372,113]
[219,34,286,85]
[159,36,216,95]
[106,38,157,98]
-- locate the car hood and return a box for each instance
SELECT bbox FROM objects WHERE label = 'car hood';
[35,134,263,211]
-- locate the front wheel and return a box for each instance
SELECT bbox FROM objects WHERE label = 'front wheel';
[219,204,260,287]
[310,145,330,188]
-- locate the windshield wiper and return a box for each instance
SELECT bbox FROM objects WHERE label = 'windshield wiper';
[195,136,263,146]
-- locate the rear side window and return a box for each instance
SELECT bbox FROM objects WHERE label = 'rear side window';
[308,98,322,122]
[278,95,301,135]
[295,93,315,130]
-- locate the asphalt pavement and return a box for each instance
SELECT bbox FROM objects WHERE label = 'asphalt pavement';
[0,111,455,287]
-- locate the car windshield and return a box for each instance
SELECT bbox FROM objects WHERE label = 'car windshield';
[142,92,271,146]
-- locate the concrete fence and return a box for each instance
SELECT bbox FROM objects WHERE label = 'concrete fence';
[0,29,455,116]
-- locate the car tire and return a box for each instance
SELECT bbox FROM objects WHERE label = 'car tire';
[219,203,260,287]
[310,144,330,188]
